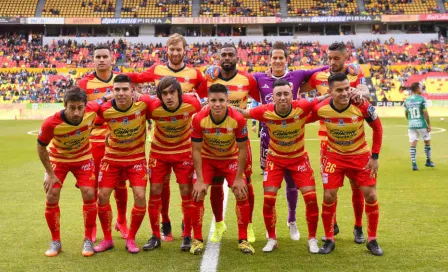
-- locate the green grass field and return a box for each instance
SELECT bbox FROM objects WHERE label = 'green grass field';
[1,118,447,272]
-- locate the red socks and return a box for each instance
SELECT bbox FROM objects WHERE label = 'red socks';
[365,201,379,242]
[247,183,255,223]
[191,200,204,241]
[321,201,336,241]
[236,198,250,240]
[114,184,128,224]
[263,192,277,239]
[148,195,162,238]
[45,202,61,241]
[128,205,146,240]
[181,195,192,237]
[83,199,97,240]
[161,181,171,223]
[352,187,365,227]
[210,183,224,222]
[303,191,319,239]
[98,203,113,241]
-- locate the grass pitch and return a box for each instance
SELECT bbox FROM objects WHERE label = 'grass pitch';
[0,118,447,271]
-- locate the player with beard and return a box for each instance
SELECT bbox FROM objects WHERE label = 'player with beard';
[130,34,208,242]
[204,43,260,244]
[302,42,370,244]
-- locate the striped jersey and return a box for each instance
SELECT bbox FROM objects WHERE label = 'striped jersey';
[310,98,383,157]
[148,95,202,156]
[207,71,260,109]
[98,96,153,163]
[191,107,248,160]
[38,102,101,163]
[307,68,365,141]
[249,99,317,159]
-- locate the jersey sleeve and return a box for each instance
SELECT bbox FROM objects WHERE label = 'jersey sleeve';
[359,101,382,157]
[234,112,249,142]
[85,101,101,114]
[194,69,208,99]
[422,98,428,111]
[37,116,56,146]
[78,77,88,91]
[248,105,266,122]
[294,66,329,83]
[354,69,366,86]
[307,72,319,89]
[191,113,203,142]
[297,98,319,115]
[183,94,202,113]
[138,94,156,118]
[129,65,156,84]
[306,102,324,124]
[247,74,261,102]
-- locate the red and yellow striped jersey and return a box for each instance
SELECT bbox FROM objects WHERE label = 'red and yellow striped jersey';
[38,102,101,163]
[148,95,202,156]
[191,107,248,160]
[250,99,317,159]
[307,68,365,141]
[98,96,153,163]
[309,98,383,157]
[132,64,207,98]
[207,71,260,109]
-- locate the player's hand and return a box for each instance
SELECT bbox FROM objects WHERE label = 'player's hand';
[184,91,201,103]
[192,179,207,202]
[427,125,431,132]
[205,66,220,81]
[364,158,379,178]
[347,63,361,76]
[265,68,273,77]
[251,125,257,133]
[348,87,365,104]
[232,177,248,199]
[44,173,60,194]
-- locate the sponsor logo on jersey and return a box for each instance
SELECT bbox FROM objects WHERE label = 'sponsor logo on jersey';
[337,119,345,126]
[122,117,129,125]
[261,84,270,89]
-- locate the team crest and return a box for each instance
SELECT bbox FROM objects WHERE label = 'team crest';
[281,120,287,128]
[171,116,177,122]
[215,128,221,136]
[293,115,299,120]
[106,88,111,94]
[351,116,358,123]
[135,110,141,118]
[123,117,129,125]
[321,82,328,87]
[184,77,190,84]
[227,127,233,134]
[237,84,243,90]
[110,119,117,123]
[76,130,81,136]
[337,119,345,126]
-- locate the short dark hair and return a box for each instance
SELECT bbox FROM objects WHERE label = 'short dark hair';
[328,42,347,53]
[273,79,291,89]
[208,83,228,95]
[328,73,348,87]
[410,82,421,92]
[113,74,132,84]
[269,42,288,58]
[94,44,111,52]
[220,43,237,53]
[64,86,87,106]
[156,76,182,102]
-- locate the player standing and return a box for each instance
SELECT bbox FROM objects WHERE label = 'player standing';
[190,83,254,255]
[234,79,324,253]
[141,77,201,252]
[404,83,435,170]
[37,87,102,257]
[308,73,384,256]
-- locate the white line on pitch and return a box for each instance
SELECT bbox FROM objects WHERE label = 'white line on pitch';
[200,180,230,272]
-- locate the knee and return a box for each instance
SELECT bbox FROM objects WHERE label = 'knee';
[150,184,163,196]
[179,184,192,196]
[323,191,337,203]
[98,190,111,204]
[46,190,60,203]
[82,188,95,201]
[364,191,377,203]
[134,190,146,204]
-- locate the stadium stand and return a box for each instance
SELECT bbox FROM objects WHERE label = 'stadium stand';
[200,0,280,17]
[364,0,440,15]
[42,0,116,17]
[0,0,38,17]
[287,0,359,17]
[121,0,191,17]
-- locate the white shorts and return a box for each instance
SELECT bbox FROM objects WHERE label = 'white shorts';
[408,129,431,142]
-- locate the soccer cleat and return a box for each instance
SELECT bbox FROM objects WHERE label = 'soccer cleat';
[92,225,97,243]
[94,240,114,253]
[114,221,129,239]
[125,239,140,254]
[238,240,255,255]
[161,222,174,242]
[322,223,340,241]
[247,223,256,243]
[190,239,204,255]
[367,240,383,256]
[262,238,278,252]
[353,226,365,244]
[412,164,419,171]
[82,238,95,257]
[210,221,227,243]
[318,240,335,254]
[308,238,319,254]
[425,160,435,167]
[180,236,192,252]
[287,221,300,241]
[142,235,161,251]
[45,240,61,257]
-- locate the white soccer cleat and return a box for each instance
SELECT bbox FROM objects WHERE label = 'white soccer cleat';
[262,238,278,252]
[308,238,319,254]
[287,221,300,241]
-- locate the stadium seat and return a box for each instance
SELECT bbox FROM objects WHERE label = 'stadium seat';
[287,0,359,16]
[199,0,280,17]
[121,0,191,17]
[42,0,116,17]
[364,0,439,15]
[0,0,38,17]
